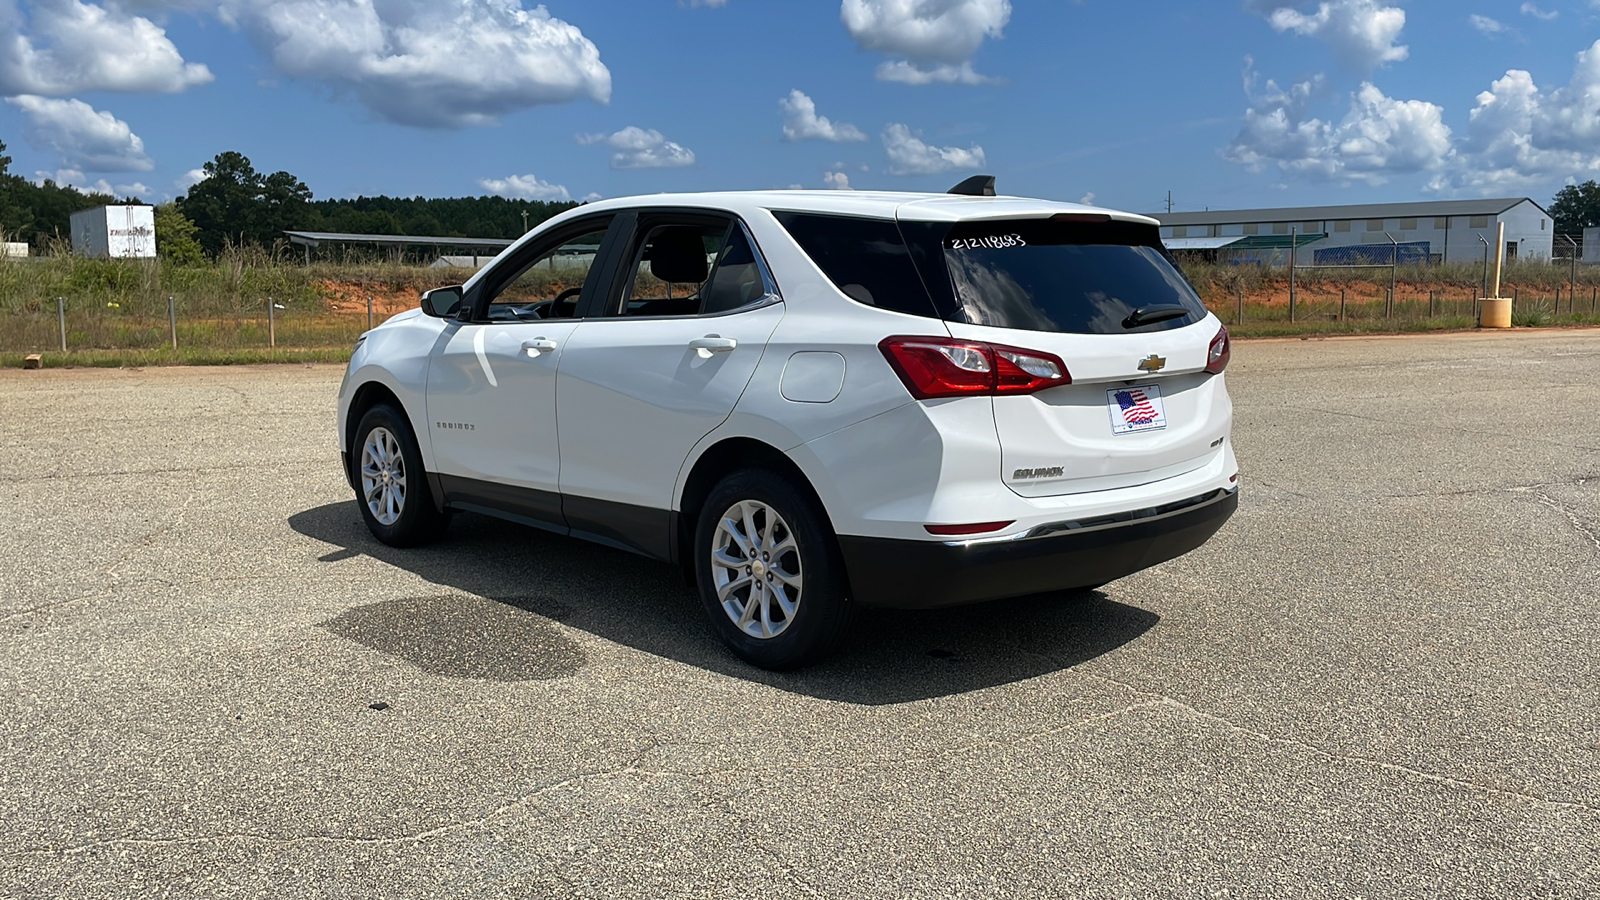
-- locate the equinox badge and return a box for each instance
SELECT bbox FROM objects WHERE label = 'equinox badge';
[1137,354,1167,374]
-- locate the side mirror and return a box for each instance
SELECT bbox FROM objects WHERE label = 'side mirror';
[420,285,464,319]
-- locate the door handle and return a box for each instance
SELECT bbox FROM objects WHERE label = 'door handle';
[689,335,737,357]
[522,338,558,358]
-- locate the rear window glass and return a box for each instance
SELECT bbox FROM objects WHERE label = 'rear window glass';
[773,212,939,319]
[909,218,1209,335]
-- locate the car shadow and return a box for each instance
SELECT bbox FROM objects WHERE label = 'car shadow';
[288,502,1160,705]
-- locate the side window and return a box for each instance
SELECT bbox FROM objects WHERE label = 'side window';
[619,222,728,317]
[482,223,609,322]
[773,212,939,319]
[700,226,772,315]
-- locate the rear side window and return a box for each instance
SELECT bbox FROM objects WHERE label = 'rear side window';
[773,212,939,319]
[907,218,1209,335]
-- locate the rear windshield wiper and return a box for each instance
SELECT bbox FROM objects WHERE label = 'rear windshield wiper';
[1122,305,1191,329]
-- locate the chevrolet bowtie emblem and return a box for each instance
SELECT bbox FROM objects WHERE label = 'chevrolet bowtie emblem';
[1137,354,1167,373]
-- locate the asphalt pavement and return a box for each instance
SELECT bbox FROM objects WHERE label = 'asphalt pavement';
[1,329,1597,898]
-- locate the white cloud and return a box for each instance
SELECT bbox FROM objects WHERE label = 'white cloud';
[1223,71,1453,185]
[1469,14,1513,38]
[224,0,611,128]
[823,171,853,190]
[841,0,1009,85]
[176,168,206,190]
[1438,40,1600,191]
[680,0,727,6]
[1520,3,1557,21]
[882,123,986,175]
[0,0,214,95]
[34,168,150,196]
[5,95,153,172]
[874,60,995,85]
[477,173,572,202]
[1079,192,1096,206]
[579,126,696,169]
[780,90,866,142]
[1257,0,1408,71]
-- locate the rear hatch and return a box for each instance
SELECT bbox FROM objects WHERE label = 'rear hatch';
[896,211,1231,498]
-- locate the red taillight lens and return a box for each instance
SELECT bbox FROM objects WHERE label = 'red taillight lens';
[1205,325,1231,375]
[925,521,1016,536]
[879,336,1070,399]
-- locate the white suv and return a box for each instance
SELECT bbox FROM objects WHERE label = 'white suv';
[336,179,1238,668]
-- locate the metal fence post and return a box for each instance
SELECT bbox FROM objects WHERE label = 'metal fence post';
[57,297,66,352]
[1288,227,1298,323]
[367,295,374,330]
[1237,286,1244,325]
[267,295,276,348]
[168,296,177,350]
[1339,289,1346,321]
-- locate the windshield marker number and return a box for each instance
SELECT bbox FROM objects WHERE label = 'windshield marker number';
[947,234,1026,251]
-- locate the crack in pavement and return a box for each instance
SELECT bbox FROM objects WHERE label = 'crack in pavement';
[0,586,120,623]
[1085,673,1600,817]
[4,461,306,484]
[5,759,663,859]
[0,704,1174,860]
[1266,402,1600,453]
[1519,485,1600,556]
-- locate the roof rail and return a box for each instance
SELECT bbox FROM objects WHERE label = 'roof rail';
[947,175,996,197]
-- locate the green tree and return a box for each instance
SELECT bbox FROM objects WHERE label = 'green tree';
[176,152,314,255]
[1550,180,1600,234]
[178,151,265,254]
[154,203,205,266]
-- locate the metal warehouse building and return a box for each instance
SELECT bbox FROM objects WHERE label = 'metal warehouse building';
[1152,198,1553,267]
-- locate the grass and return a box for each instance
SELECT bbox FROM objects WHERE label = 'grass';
[3,347,353,368]
[4,251,1598,365]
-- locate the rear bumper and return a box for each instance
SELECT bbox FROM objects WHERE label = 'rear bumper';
[837,487,1237,609]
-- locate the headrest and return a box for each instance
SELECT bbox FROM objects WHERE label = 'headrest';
[646,227,709,284]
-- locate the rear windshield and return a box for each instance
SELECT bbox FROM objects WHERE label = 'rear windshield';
[777,212,1207,335]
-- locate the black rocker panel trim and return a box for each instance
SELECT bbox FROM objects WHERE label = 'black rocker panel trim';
[435,474,674,561]
[437,474,565,534]
[562,495,674,561]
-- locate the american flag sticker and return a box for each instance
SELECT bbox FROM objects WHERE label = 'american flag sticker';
[1107,385,1167,435]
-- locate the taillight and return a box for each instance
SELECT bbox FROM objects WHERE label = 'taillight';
[1205,325,1231,375]
[879,336,1070,400]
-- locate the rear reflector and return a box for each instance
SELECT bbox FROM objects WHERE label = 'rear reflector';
[880,336,1071,399]
[1205,325,1231,375]
[925,521,1016,536]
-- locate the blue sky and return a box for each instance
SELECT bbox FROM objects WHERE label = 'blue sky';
[2,0,1598,218]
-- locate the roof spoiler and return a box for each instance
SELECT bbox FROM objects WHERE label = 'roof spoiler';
[947,175,996,197]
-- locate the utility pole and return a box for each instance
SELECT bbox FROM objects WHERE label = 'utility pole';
[1166,191,1173,214]
[520,210,530,234]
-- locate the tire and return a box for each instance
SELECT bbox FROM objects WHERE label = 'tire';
[351,403,449,547]
[694,469,853,670]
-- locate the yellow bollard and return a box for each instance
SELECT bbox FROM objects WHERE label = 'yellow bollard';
[1478,296,1512,328]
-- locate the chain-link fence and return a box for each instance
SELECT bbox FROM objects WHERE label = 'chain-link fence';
[1207,283,1600,327]
[1,295,380,354]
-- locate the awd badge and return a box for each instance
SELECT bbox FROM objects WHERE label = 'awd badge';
[1137,354,1167,373]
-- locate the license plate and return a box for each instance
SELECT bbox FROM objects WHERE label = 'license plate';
[1107,384,1167,435]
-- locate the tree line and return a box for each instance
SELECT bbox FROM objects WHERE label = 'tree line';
[0,145,578,261]
[7,141,1600,260]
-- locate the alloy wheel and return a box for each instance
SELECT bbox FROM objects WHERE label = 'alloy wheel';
[710,499,804,639]
[360,426,406,526]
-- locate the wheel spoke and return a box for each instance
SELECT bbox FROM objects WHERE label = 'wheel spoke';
[716,573,753,602]
[738,587,761,628]
[718,516,754,557]
[742,505,762,554]
[712,547,746,570]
